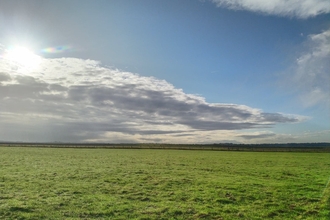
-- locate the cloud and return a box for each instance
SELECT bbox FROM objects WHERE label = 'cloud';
[237,130,330,143]
[0,55,303,142]
[0,72,11,81]
[285,28,330,108]
[238,131,276,140]
[210,0,330,18]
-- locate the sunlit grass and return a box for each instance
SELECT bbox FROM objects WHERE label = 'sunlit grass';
[0,147,329,219]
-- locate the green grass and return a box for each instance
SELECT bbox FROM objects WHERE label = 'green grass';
[0,147,329,219]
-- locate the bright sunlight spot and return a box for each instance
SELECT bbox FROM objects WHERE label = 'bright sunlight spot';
[5,46,41,71]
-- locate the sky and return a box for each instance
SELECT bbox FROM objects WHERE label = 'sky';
[0,0,329,144]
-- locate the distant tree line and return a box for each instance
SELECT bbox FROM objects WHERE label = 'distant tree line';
[0,142,329,152]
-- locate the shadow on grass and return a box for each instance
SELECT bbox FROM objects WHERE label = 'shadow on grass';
[9,206,33,213]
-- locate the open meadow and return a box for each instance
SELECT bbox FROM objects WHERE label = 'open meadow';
[0,147,329,219]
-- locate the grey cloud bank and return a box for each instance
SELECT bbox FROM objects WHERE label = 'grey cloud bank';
[0,56,303,143]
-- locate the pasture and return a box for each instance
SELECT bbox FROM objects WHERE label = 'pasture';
[0,147,329,219]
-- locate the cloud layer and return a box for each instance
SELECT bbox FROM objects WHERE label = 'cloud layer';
[211,0,330,18]
[0,54,302,143]
[238,130,330,143]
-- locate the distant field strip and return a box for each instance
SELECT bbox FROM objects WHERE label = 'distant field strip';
[0,147,329,219]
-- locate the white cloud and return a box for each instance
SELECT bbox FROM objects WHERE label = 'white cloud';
[0,54,303,143]
[287,28,330,108]
[211,0,330,18]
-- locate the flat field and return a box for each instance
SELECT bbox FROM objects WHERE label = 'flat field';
[0,147,329,219]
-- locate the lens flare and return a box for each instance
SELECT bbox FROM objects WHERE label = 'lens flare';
[41,45,71,54]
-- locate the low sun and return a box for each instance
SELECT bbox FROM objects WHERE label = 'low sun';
[5,46,41,71]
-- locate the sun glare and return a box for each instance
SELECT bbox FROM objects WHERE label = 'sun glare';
[5,46,41,71]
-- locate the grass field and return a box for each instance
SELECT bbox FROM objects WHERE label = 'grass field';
[0,147,329,219]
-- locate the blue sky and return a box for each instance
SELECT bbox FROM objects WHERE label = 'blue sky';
[0,0,329,143]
